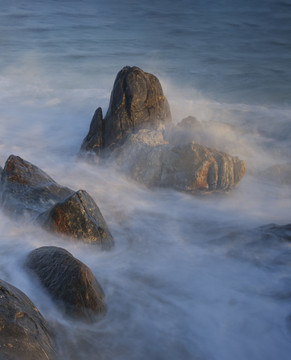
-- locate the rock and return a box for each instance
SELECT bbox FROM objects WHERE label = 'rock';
[177,115,201,130]
[0,154,73,217]
[81,66,172,153]
[80,68,246,193]
[80,107,104,157]
[0,155,114,249]
[168,116,242,154]
[37,190,114,249]
[0,279,58,360]
[26,246,107,321]
[258,223,291,242]
[113,129,246,192]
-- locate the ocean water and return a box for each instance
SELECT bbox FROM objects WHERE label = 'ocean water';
[0,0,291,359]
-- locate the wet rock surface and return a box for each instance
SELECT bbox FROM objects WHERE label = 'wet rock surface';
[0,155,114,248]
[0,155,73,217]
[37,190,114,249]
[0,279,58,360]
[80,67,246,193]
[26,246,107,321]
[81,66,172,153]
[211,222,291,267]
[113,129,246,192]
[80,107,104,156]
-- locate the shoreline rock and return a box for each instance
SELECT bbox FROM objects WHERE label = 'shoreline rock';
[80,66,246,193]
[0,279,58,360]
[0,155,114,249]
[113,129,246,192]
[26,246,107,321]
[81,65,172,154]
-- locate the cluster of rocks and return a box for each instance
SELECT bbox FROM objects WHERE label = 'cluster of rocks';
[0,155,114,358]
[0,245,107,359]
[80,66,246,193]
[0,66,248,358]
[1,154,114,250]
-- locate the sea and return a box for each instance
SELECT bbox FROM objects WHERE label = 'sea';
[0,0,291,359]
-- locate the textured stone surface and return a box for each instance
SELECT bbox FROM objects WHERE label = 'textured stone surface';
[81,66,172,153]
[80,67,246,193]
[0,279,58,360]
[80,107,104,156]
[26,246,107,321]
[0,155,73,217]
[37,190,114,249]
[0,155,114,248]
[113,129,246,192]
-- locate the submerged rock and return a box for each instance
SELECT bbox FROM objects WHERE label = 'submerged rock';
[0,155,114,249]
[26,246,107,321]
[81,66,172,153]
[0,279,58,360]
[114,129,246,192]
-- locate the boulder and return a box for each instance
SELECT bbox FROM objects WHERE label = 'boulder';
[37,190,114,249]
[0,155,114,249]
[81,66,172,153]
[0,279,58,360]
[113,129,246,192]
[26,246,107,321]
[0,155,73,217]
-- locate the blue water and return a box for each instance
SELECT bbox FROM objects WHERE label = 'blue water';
[0,1,291,359]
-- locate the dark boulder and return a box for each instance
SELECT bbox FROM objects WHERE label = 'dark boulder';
[37,190,114,249]
[0,279,58,360]
[80,107,104,156]
[0,155,114,249]
[0,154,73,217]
[26,246,107,321]
[81,66,172,153]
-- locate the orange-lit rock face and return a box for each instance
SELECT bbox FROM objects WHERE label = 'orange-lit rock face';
[113,130,246,194]
[38,190,114,250]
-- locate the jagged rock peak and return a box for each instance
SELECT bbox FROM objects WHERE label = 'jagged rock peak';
[81,66,172,154]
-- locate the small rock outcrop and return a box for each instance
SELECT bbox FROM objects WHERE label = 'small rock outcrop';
[80,66,246,193]
[81,66,172,153]
[0,155,114,249]
[113,129,246,192]
[0,279,58,360]
[26,246,107,321]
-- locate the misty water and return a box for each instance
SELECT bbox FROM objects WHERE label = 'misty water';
[1,1,291,359]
